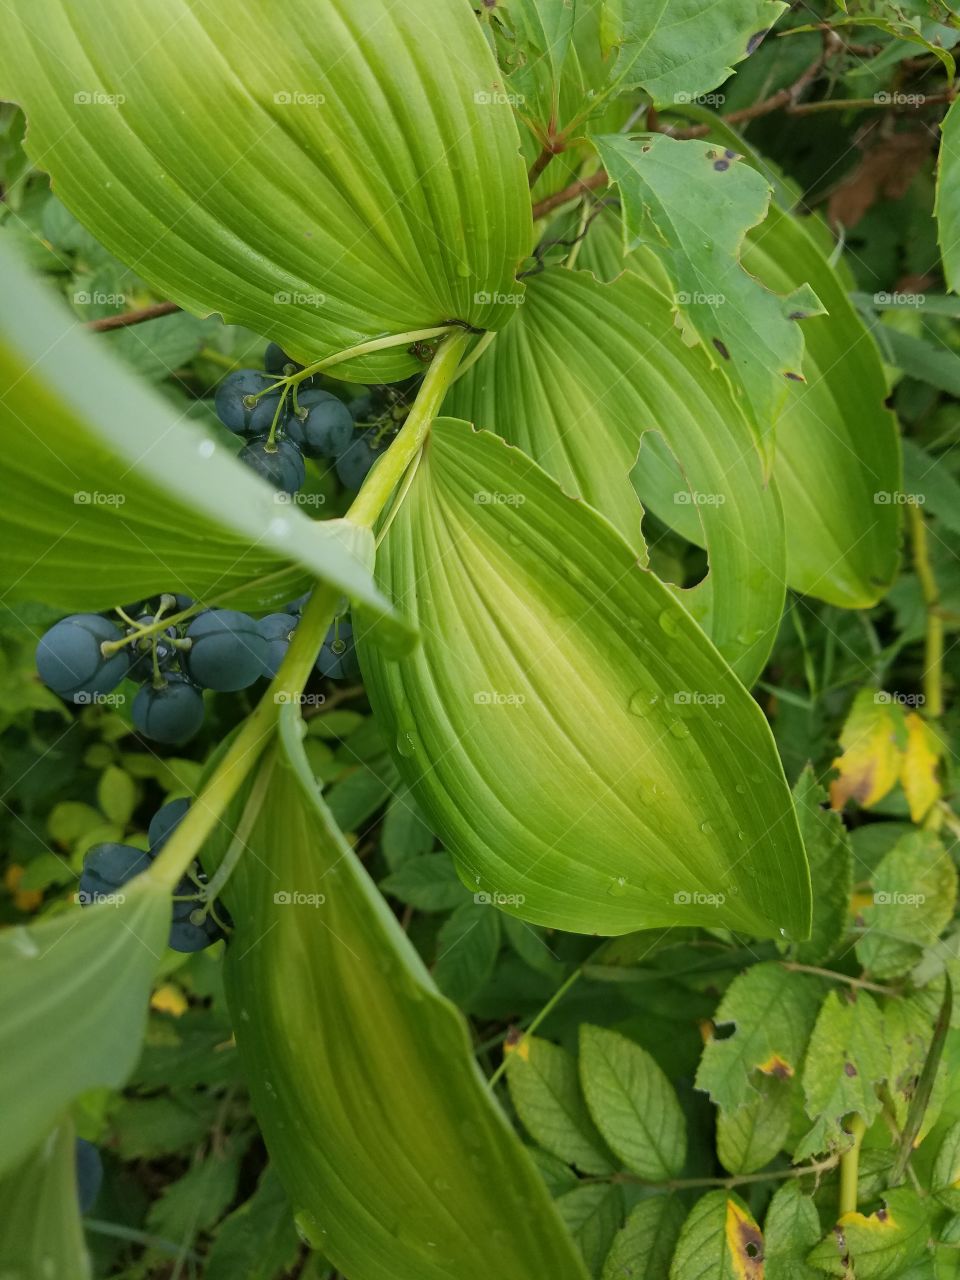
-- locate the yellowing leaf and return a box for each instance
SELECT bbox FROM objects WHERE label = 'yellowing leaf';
[900,712,942,822]
[829,690,906,811]
[725,1199,764,1280]
[4,866,43,913]
[151,984,188,1018]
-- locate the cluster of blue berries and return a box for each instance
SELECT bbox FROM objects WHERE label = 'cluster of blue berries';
[36,594,361,744]
[78,799,229,951]
[215,343,393,495]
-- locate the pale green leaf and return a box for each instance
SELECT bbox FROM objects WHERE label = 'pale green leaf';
[763,1182,821,1280]
[716,1073,792,1175]
[447,265,785,684]
[507,1036,617,1175]
[856,832,957,980]
[579,1024,686,1179]
[669,1191,765,1280]
[218,707,589,1280]
[602,1196,686,1280]
[0,239,392,619]
[0,1122,90,1280]
[696,963,825,1112]
[0,877,169,1174]
[596,132,820,445]
[0,0,532,381]
[807,1188,932,1279]
[381,853,470,913]
[433,900,502,1006]
[360,419,811,940]
[97,765,137,828]
[795,990,888,1159]
[557,1183,624,1279]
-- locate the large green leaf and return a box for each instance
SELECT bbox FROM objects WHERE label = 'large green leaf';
[596,133,820,446]
[0,238,391,618]
[0,875,170,1175]
[0,0,532,381]
[0,1122,90,1280]
[939,99,960,293]
[589,187,901,608]
[360,418,810,940]
[447,266,785,684]
[219,707,589,1280]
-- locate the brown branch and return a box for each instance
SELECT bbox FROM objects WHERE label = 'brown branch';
[531,171,607,220]
[86,300,182,332]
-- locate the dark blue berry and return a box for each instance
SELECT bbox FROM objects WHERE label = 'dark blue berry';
[214,370,287,436]
[347,393,374,421]
[184,610,266,691]
[316,616,361,680]
[148,798,190,851]
[288,389,353,459]
[36,614,130,703]
[336,429,390,490]
[257,612,298,679]
[127,616,179,683]
[132,674,205,744]
[169,870,231,952]
[264,342,301,376]
[78,841,153,906]
[239,436,305,494]
[75,1139,103,1214]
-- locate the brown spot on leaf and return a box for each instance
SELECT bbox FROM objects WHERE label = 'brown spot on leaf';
[725,1200,764,1279]
[784,371,805,382]
[747,29,770,55]
[788,311,807,321]
[844,1060,858,1077]
[714,159,731,172]
[758,1053,794,1080]
[712,338,731,360]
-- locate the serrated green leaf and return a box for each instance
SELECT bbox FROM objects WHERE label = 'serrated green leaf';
[381,786,435,871]
[807,1188,932,1279]
[602,1195,686,1280]
[360,419,811,940]
[433,900,502,1006]
[507,1035,617,1175]
[147,1146,242,1240]
[764,1182,822,1280]
[0,0,532,381]
[0,238,393,620]
[795,990,888,1159]
[717,1073,792,1175]
[0,1122,89,1280]
[447,265,785,684]
[111,1095,214,1160]
[792,767,853,966]
[669,1190,765,1280]
[218,707,589,1280]
[933,1121,960,1213]
[596,133,820,446]
[0,878,169,1176]
[579,1024,686,1179]
[557,1183,624,1279]
[696,962,825,1113]
[380,854,470,913]
[205,1166,300,1280]
[857,832,957,980]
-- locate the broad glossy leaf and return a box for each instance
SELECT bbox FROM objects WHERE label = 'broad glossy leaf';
[579,1025,686,1179]
[0,877,169,1175]
[596,133,820,445]
[447,266,785,684]
[0,0,532,381]
[0,239,389,618]
[360,419,811,939]
[937,96,960,291]
[219,708,589,1280]
[696,963,825,1112]
[669,1192,764,1280]
[0,1122,89,1280]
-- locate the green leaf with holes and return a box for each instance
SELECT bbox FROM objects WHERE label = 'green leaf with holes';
[360,418,811,940]
[0,0,531,381]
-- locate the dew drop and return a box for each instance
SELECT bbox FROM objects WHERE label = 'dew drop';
[699,820,714,835]
[396,727,418,757]
[607,875,628,897]
[669,720,690,739]
[735,783,747,795]
[628,689,658,717]
[197,439,215,459]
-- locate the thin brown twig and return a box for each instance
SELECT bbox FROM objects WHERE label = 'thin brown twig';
[86,300,182,332]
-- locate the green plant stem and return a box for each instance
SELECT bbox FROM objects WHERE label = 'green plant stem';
[268,325,457,395]
[487,966,583,1089]
[583,1150,841,1192]
[907,502,944,719]
[839,1113,867,1217]
[348,330,470,528]
[781,961,902,998]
